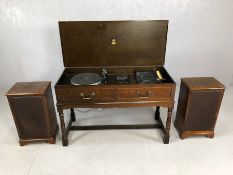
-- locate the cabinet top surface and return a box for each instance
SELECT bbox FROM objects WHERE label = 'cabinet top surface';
[59,20,168,68]
[6,81,51,96]
[181,77,225,90]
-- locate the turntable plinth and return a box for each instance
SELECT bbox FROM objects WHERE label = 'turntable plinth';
[55,21,176,146]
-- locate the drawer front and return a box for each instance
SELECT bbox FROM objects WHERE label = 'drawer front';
[56,88,115,101]
[117,87,172,100]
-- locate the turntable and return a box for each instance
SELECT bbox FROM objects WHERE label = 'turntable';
[70,73,103,85]
[55,20,176,146]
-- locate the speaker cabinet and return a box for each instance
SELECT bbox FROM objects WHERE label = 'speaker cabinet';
[6,82,58,146]
[174,77,225,139]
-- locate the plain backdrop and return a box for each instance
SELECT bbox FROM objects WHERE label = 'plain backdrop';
[1,3,233,175]
[1,0,233,96]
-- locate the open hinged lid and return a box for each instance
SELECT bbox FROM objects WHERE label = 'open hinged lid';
[59,20,168,68]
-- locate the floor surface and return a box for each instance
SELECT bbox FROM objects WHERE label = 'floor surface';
[0,86,233,175]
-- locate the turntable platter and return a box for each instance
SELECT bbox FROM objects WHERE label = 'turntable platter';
[70,73,103,85]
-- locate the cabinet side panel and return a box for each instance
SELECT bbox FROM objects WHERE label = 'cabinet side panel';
[175,82,189,130]
[46,86,58,135]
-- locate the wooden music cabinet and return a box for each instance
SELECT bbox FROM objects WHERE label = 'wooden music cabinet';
[55,20,176,146]
[174,77,225,139]
[6,82,58,146]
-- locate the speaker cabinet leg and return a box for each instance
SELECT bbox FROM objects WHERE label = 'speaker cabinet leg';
[70,108,76,122]
[206,133,214,138]
[155,106,160,120]
[57,106,68,146]
[163,107,172,144]
[19,140,27,146]
[180,133,187,139]
[46,138,56,144]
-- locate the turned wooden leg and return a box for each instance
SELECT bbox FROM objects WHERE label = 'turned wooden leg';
[163,107,173,144]
[155,106,160,120]
[57,106,68,146]
[70,108,76,122]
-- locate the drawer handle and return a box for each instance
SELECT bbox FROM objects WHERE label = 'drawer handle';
[137,91,152,99]
[80,92,95,100]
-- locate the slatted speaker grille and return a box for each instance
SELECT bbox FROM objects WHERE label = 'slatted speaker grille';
[10,96,48,138]
[186,90,222,131]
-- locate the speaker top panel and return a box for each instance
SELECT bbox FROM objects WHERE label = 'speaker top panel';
[6,82,51,96]
[181,77,225,90]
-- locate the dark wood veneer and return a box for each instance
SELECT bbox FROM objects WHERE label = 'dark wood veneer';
[55,20,176,146]
[6,82,58,146]
[59,21,168,67]
[174,77,225,139]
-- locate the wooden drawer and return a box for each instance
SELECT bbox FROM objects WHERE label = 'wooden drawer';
[56,87,115,101]
[117,87,172,100]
